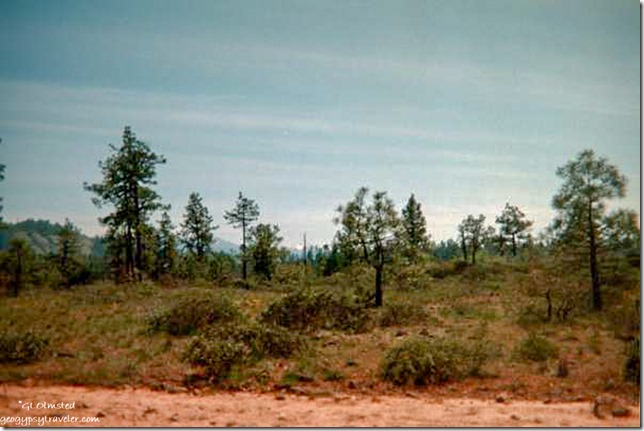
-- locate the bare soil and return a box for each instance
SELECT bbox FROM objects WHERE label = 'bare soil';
[0,383,639,427]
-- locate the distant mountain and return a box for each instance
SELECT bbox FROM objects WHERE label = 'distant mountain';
[0,219,241,257]
[213,237,240,254]
[0,219,104,256]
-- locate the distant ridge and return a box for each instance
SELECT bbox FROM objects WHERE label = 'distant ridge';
[0,218,243,257]
[0,219,103,256]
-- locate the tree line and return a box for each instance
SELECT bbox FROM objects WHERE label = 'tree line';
[0,127,639,313]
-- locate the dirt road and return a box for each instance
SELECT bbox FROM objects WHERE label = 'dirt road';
[0,384,639,427]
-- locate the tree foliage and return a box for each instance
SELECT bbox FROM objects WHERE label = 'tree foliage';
[180,192,216,259]
[495,203,533,257]
[249,223,283,280]
[457,214,492,265]
[400,193,430,263]
[224,192,260,280]
[84,126,166,281]
[154,210,177,279]
[56,219,85,288]
[551,149,627,311]
[335,187,400,307]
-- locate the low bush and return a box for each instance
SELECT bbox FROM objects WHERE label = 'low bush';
[184,322,306,382]
[183,337,247,382]
[0,329,49,364]
[514,332,558,362]
[147,290,243,336]
[203,322,306,359]
[380,334,498,386]
[427,260,468,279]
[260,287,371,333]
[377,300,429,327]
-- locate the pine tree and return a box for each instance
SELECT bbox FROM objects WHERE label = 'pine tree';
[457,214,489,265]
[400,193,430,263]
[224,192,260,280]
[56,218,83,287]
[495,203,533,257]
[552,149,627,311]
[84,126,166,281]
[335,187,400,307]
[180,192,217,259]
[248,223,282,280]
[155,210,177,278]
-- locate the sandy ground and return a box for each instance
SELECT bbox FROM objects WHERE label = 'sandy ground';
[0,384,639,427]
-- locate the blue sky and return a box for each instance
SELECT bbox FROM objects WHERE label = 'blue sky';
[0,0,639,247]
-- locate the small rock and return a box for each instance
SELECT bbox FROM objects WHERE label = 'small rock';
[593,395,629,419]
[510,414,520,421]
[290,386,309,396]
[347,380,358,390]
[395,329,408,337]
[169,414,179,422]
[96,412,106,418]
[495,396,506,403]
[405,392,418,399]
[143,407,157,415]
[612,407,631,418]
[275,393,286,401]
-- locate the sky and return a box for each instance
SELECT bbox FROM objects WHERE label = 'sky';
[0,0,640,248]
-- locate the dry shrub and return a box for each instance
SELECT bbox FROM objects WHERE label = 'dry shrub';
[260,287,371,333]
[380,334,499,386]
[0,329,49,364]
[148,290,243,336]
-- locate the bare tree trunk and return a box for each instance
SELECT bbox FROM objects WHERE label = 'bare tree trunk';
[511,233,517,257]
[460,231,468,262]
[125,224,134,281]
[588,201,601,311]
[241,218,247,281]
[375,264,383,307]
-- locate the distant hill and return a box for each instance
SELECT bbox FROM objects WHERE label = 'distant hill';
[0,219,104,256]
[213,238,240,254]
[0,218,240,257]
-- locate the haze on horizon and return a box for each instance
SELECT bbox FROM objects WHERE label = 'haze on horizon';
[0,0,639,248]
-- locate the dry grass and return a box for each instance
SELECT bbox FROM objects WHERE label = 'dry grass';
[0,259,639,402]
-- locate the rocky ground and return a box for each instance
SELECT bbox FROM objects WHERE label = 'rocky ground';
[0,383,639,427]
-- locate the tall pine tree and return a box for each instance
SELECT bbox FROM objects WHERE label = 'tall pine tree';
[551,149,627,311]
[84,126,166,281]
[400,193,430,263]
[224,192,260,280]
[180,192,217,259]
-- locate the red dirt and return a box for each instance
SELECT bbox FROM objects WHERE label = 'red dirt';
[0,383,639,427]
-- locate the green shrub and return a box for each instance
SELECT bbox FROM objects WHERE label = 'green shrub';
[0,330,49,364]
[183,337,248,382]
[260,287,371,333]
[148,290,243,336]
[322,369,345,382]
[184,322,306,382]
[427,260,468,279]
[203,322,306,359]
[378,301,428,327]
[380,335,498,386]
[514,332,558,362]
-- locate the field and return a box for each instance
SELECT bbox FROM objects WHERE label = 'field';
[0,258,640,426]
